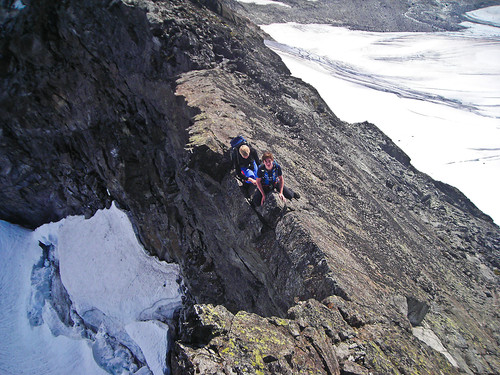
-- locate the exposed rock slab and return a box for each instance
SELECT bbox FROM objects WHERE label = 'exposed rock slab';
[173,64,499,374]
[173,299,458,375]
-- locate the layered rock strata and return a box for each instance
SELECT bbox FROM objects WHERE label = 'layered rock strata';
[1,0,499,374]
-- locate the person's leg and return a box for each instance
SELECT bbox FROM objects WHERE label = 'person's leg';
[282,186,295,200]
[252,189,263,206]
[252,186,274,206]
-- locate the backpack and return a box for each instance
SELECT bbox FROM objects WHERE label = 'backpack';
[229,135,248,171]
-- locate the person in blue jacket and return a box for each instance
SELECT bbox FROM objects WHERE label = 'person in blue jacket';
[253,151,300,206]
[236,144,260,185]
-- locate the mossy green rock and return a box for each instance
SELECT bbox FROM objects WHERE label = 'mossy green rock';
[173,300,464,374]
[173,302,341,374]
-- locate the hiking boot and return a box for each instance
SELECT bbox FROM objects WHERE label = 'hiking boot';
[294,192,301,199]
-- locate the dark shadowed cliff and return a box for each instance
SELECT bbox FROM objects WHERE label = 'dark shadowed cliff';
[1,0,499,374]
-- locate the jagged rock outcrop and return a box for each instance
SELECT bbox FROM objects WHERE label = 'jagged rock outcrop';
[173,299,456,375]
[1,0,499,374]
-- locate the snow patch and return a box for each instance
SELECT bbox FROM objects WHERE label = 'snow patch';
[237,0,290,8]
[0,202,183,374]
[413,325,459,367]
[126,320,171,375]
[12,0,26,10]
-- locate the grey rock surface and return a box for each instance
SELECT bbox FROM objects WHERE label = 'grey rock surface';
[1,0,499,374]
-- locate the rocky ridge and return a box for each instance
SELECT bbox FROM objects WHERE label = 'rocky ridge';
[227,0,500,32]
[1,0,499,374]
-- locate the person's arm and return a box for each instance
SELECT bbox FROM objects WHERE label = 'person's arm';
[235,153,249,181]
[256,177,266,205]
[233,152,239,172]
[277,175,286,202]
[274,164,286,202]
[240,171,249,181]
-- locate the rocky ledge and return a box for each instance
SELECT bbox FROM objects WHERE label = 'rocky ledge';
[1,0,499,374]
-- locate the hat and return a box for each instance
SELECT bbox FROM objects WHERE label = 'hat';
[239,145,250,158]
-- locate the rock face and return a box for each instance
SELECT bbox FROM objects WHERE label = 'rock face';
[227,0,500,32]
[173,299,455,375]
[1,0,499,374]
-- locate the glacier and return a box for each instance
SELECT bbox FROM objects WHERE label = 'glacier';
[261,6,500,225]
[0,202,183,375]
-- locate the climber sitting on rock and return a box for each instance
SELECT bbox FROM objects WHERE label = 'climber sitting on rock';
[253,151,300,206]
[235,144,260,185]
